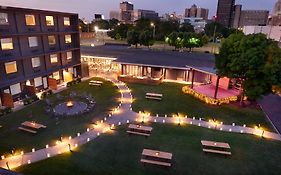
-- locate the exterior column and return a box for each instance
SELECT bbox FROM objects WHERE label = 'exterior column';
[191,69,195,89]
[214,76,220,99]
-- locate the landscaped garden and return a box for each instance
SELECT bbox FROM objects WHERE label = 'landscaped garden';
[128,82,273,131]
[16,123,281,175]
[0,77,119,156]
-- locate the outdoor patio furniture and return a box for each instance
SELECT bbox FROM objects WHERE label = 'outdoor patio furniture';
[201,140,232,156]
[89,80,103,86]
[21,121,47,129]
[145,93,163,100]
[18,127,37,134]
[127,124,153,137]
[140,149,172,167]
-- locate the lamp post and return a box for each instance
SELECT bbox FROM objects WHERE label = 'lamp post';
[151,22,155,39]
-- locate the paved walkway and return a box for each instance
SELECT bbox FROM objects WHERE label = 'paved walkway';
[1,76,281,170]
[258,94,281,134]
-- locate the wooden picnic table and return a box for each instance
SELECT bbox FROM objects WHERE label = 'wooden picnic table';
[142,149,173,160]
[146,93,163,97]
[127,124,153,137]
[21,121,47,130]
[201,140,230,149]
[89,80,103,86]
[141,149,173,167]
[128,124,153,132]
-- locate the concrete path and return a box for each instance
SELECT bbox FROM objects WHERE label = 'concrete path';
[258,94,281,134]
[1,76,281,170]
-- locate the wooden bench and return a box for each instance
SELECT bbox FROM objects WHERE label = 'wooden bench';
[18,127,37,134]
[145,96,162,100]
[126,130,150,137]
[141,158,171,167]
[89,83,102,86]
[203,148,231,155]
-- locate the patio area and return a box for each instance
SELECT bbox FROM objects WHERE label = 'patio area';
[193,84,240,99]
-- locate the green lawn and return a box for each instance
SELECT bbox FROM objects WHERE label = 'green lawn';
[128,82,273,131]
[0,77,119,156]
[16,123,281,175]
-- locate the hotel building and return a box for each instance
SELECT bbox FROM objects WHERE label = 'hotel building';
[0,6,81,108]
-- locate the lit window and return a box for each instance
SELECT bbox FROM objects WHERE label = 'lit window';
[46,16,54,26]
[64,17,70,26]
[28,37,38,47]
[1,38,13,50]
[31,57,41,68]
[50,54,58,63]
[65,35,72,44]
[10,83,21,95]
[66,51,72,60]
[53,71,60,80]
[48,35,56,45]
[25,14,36,26]
[5,61,17,74]
[0,13,9,25]
[34,77,43,87]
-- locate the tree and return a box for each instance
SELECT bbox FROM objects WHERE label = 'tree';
[166,32,182,50]
[179,23,195,33]
[108,23,133,39]
[92,20,110,30]
[79,19,88,32]
[139,30,154,48]
[182,33,203,52]
[127,30,140,48]
[109,18,119,29]
[216,33,281,103]
[204,22,229,39]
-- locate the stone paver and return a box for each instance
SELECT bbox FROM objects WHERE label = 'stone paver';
[1,76,281,170]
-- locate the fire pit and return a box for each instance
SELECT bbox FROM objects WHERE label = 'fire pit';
[66,101,74,108]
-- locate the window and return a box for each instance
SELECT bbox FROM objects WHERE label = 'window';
[45,16,54,26]
[1,38,13,50]
[65,35,72,44]
[10,83,21,95]
[48,35,56,45]
[34,77,43,87]
[53,71,60,80]
[0,13,9,25]
[5,61,17,74]
[28,37,38,47]
[64,17,70,26]
[31,57,41,68]
[50,54,58,63]
[66,51,72,60]
[25,14,36,26]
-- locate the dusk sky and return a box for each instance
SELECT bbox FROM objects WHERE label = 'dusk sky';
[0,0,276,20]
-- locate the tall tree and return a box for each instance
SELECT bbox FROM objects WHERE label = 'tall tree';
[182,33,202,52]
[179,23,195,33]
[127,30,140,48]
[204,22,229,39]
[216,33,281,102]
[139,30,154,48]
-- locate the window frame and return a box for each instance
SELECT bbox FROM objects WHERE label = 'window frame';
[25,14,36,26]
[50,54,58,64]
[65,34,72,44]
[31,57,41,68]
[45,15,54,26]
[63,17,70,26]
[66,51,72,60]
[0,38,14,50]
[28,36,39,48]
[48,35,56,45]
[0,13,9,25]
[5,61,17,74]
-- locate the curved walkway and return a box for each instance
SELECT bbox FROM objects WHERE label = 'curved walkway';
[1,76,281,170]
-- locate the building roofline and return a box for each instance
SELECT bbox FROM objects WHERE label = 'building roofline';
[0,6,78,16]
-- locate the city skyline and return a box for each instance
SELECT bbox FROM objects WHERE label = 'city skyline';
[0,0,276,20]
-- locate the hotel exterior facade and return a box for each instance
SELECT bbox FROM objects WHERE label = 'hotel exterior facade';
[0,6,81,108]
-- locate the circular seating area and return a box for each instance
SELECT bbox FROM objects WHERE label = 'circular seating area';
[44,91,96,118]
[53,101,88,116]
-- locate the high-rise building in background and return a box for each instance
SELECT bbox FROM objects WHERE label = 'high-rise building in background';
[120,1,134,23]
[132,9,159,21]
[109,11,120,20]
[216,0,235,27]
[269,0,281,26]
[238,10,269,28]
[232,4,242,28]
[185,4,209,20]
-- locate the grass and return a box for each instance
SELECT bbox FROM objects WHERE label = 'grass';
[0,77,119,156]
[16,123,281,175]
[128,82,273,131]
